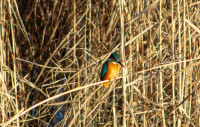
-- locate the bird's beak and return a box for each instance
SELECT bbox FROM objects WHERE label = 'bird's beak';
[118,61,124,67]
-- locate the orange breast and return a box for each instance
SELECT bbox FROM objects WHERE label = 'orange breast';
[103,62,121,89]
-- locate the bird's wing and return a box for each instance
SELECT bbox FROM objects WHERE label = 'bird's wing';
[100,62,108,80]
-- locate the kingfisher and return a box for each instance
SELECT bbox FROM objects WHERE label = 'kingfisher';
[100,52,124,89]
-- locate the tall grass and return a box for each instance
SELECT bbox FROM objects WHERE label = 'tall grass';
[1,0,200,126]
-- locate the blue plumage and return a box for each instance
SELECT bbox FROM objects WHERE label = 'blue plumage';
[110,52,121,61]
[101,60,111,80]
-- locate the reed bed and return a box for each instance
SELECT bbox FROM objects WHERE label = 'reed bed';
[1,0,200,126]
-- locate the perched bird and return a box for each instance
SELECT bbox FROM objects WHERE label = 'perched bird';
[100,52,124,89]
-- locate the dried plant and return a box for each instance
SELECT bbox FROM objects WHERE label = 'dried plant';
[1,0,200,126]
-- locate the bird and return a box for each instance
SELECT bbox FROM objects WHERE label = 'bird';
[100,52,124,89]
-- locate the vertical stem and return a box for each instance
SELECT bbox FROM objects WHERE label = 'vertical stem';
[73,0,76,63]
[187,2,192,126]
[159,0,166,126]
[113,86,117,127]
[177,0,182,126]
[136,0,140,123]
[141,1,146,126]
[148,0,153,102]
[171,0,176,126]
[183,0,187,113]
[0,0,5,124]
[74,1,79,125]
[128,1,134,126]
[83,1,89,126]
[119,0,126,126]
[88,0,92,125]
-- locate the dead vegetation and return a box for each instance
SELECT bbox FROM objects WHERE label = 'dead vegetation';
[1,0,200,126]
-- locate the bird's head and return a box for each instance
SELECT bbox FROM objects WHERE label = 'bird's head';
[110,52,124,67]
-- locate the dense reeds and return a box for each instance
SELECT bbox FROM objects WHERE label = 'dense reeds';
[1,0,200,126]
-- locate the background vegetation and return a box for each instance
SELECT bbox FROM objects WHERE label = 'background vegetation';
[1,0,200,126]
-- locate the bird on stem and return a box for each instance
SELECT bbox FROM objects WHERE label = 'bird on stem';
[100,52,124,89]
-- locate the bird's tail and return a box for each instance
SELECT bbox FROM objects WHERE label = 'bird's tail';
[103,82,110,89]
